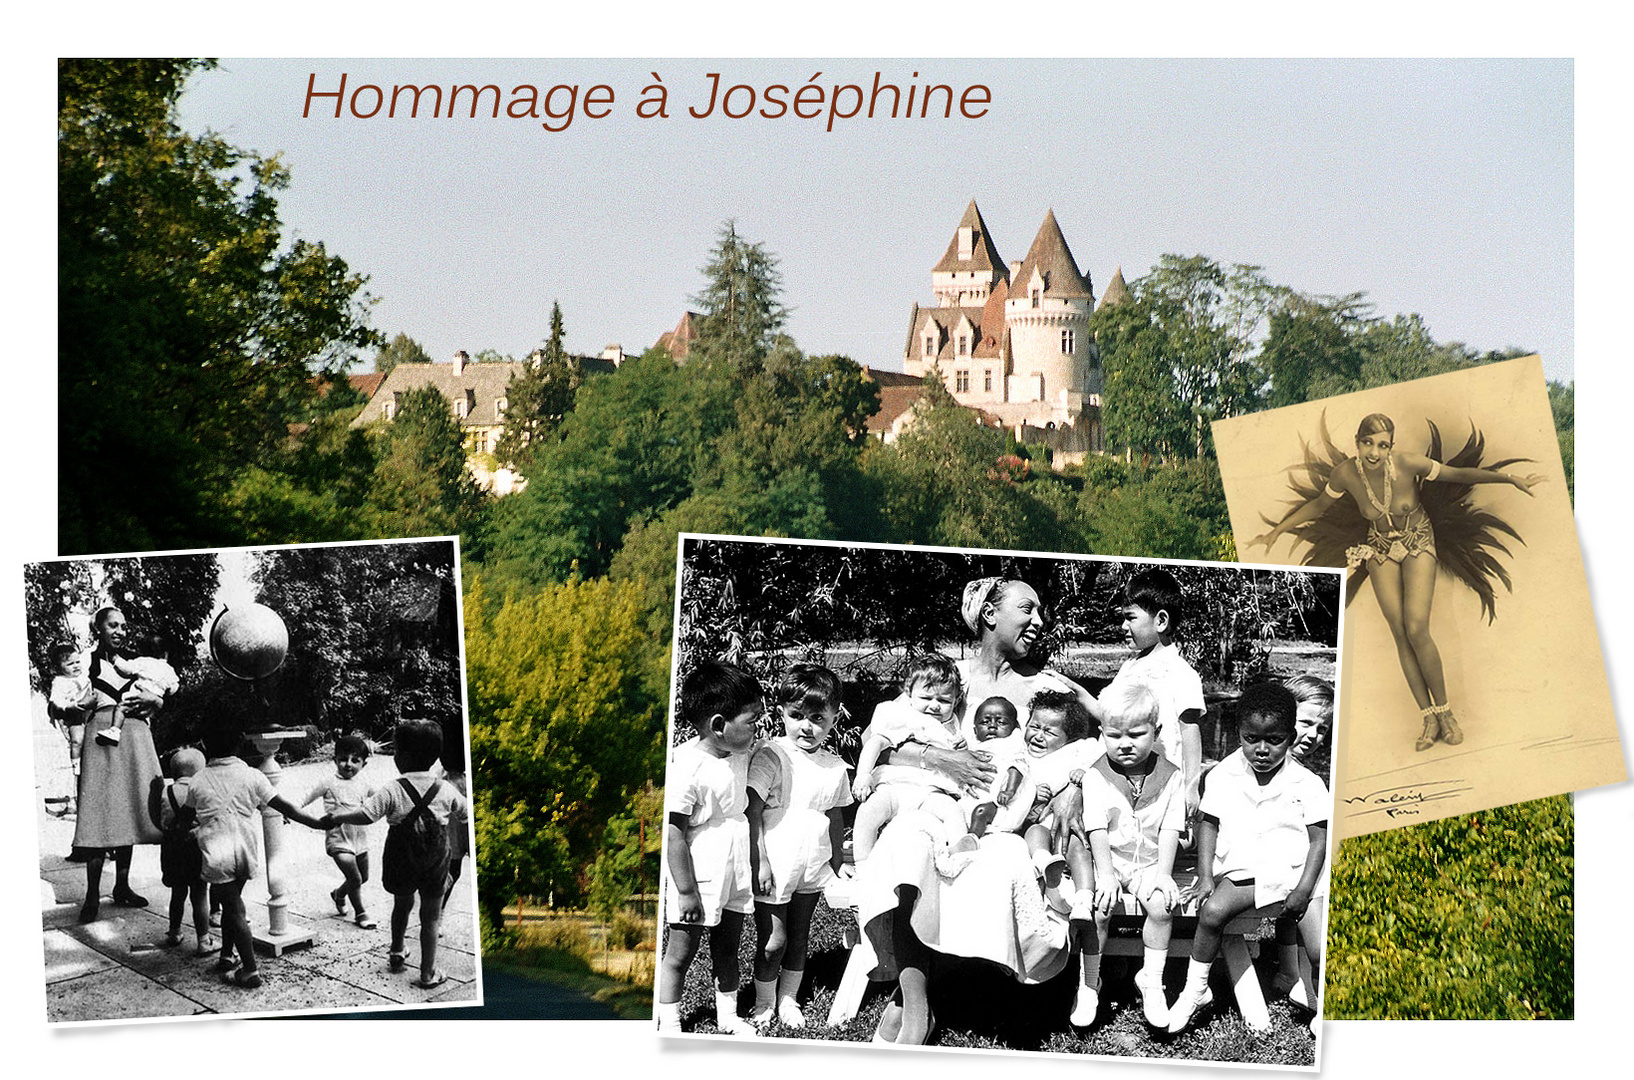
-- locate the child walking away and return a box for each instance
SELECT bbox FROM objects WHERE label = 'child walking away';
[325,719,467,989]
[96,631,178,747]
[1091,568,1207,821]
[187,718,327,989]
[46,643,95,815]
[1078,683,1186,1029]
[147,748,214,954]
[747,665,853,1029]
[1168,683,1330,1035]
[298,733,378,929]
[657,661,763,1036]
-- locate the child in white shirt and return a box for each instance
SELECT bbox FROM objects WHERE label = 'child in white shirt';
[96,632,179,748]
[1168,683,1330,1034]
[658,661,764,1036]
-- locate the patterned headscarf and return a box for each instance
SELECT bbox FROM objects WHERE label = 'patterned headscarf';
[961,577,1003,634]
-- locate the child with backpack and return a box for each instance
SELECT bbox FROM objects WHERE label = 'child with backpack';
[322,718,466,989]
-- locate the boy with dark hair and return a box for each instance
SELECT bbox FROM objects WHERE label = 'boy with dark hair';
[658,661,764,1035]
[299,732,378,929]
[1093,566,1206,819]
[1168,682,1330,1034]
[324,718,466,990]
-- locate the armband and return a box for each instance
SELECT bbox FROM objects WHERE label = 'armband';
[1424,460,1442,481]
[1323,479,1346,499]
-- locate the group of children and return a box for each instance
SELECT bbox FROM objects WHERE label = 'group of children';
[659,568,1331,1041]
[144,716,469,993]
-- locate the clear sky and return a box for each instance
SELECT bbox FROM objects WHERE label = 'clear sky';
[175,58,1573,382]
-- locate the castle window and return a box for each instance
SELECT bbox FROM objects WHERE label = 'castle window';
[1061,329,1075,354]
[455,397,469,419]
[496,397,508,417]
[1031,287,1041,308]
[957,334,969,356]
[984,369,993,392]
[955,370,970,393]
[924,334,936,358]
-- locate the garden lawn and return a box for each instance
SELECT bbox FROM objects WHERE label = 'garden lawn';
[666,898,1316,1065]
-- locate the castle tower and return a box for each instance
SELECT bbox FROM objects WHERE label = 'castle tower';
[903,200,1009,403]
[1002,210,1094,414]
[932,200,1007,308]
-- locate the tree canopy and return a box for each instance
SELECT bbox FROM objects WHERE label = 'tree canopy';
[59,59,378,554]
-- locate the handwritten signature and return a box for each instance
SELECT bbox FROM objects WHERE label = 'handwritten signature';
[1343,780,1474,819]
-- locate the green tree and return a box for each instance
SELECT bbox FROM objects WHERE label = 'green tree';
[1262,294,1371,407]
[1548,379,1574,502]
[464,577,664,922]
[59,59,378,554]
[373,332,432,377]
[496,301,578,470]
[366,386,488,540]
[689,220,788,373]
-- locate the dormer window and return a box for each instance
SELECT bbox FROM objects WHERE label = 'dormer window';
[957,334,969,356]
[1030,287,1041,308]
[454,397,469,419]
[924,333,936,358]
[496,397,508,417]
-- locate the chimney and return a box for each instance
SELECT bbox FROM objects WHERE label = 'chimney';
[452,350,469,375]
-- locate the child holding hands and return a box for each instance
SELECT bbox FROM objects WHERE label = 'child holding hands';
[323,718,467,989]
[300,732,378,929]
[747,664,853,1029]
[147,747,212,954]
[658,661,764,1036]
[187,719,327,988]
[1168,682,1330,1034]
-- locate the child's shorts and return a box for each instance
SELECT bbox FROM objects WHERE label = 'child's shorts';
[325,822,367,858]
[666,816,752,927]
[160,834,203,888]
[759,808,836,905]
[1109,862,1171,907]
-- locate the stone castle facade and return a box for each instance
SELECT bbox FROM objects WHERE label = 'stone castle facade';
[903,201,1124,452]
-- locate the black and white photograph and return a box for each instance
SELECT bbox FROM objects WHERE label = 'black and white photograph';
[29,537,481,1023]
[1214,356,1624,837]
[656,534,1342,1068]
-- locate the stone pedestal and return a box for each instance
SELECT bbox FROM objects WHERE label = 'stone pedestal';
[249,730,316,956]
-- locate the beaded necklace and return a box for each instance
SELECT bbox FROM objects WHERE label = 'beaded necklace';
[1360,454,1394,518]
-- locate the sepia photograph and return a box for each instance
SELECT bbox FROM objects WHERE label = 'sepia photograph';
[657,534,1342,1068]
[29,537,481,1023]
[1214,356,1623,837]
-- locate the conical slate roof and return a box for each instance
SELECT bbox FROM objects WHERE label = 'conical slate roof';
[933,199,1007,277]
[1097,265,1130,310]
[1010,209,1092,300]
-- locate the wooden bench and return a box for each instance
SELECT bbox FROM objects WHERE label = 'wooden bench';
[821,861,1310,1033]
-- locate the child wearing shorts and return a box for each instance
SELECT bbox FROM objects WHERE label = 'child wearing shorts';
[747,664,853,1029]
[658,661,764,1036]
[1168,682,1330,1034]
[299,732,378,929]
[1078,682,1186,1028]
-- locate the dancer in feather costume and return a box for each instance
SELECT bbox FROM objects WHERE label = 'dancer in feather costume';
[1249,412,1544,753]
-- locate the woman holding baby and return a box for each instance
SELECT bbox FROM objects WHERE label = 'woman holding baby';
[856,576,1092,1044]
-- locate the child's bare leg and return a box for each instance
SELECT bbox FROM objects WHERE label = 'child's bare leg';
[167,885,187,939]
[1025,824,1063,885]
[189,883,210,943]
[333,852,366,916]
[659,923,704,1004]
[416,882,442,980]
[1170,880,1257,1032]
[923,793,967,844]
[219,881,256,974]
[851,787,901,862]
[752,901,789,982]
[390,890,415,967]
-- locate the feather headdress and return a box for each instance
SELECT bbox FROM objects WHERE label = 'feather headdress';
[1263,413,1529,623]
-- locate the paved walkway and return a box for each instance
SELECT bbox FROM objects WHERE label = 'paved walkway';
[35,696,481,1022]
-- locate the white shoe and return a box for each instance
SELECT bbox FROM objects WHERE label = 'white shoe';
[715,1010,760,1037]
[777,998,806,1029]
[750,1005,774,1029]
[1070,982,1100,1027]
[1136,974,1170,1028]
[1167,983,1213,1033]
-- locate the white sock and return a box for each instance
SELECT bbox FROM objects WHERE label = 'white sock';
[777,967,803,1006]
[1081,950,1103,988]
[656,1000,682,1030]
[1185,957,1211,991]
[753,978,776,1014]
[716,990,741,1025]
[1142,946,1168,983]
